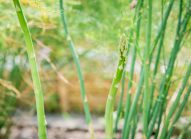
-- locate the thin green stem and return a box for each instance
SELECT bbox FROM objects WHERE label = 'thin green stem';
[122,69,144,139]
[59,0,94,138]
[121,31,135,138]
[114,71,126,133]
[130,110,138,139]
[122,0,143,138]
[12,0,47,139]
[123,39,136,137]
[143,0,152,135]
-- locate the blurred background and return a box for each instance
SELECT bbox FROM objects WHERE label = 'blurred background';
[0,0,190,138]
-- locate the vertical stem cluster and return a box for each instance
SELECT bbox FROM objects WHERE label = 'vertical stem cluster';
[120,0,190,138]
[148,0,175,137]
[59,0,94,138]
[105,35,127,139]
[149,0,174,112]
[148,0,191,137]
[12,0,47,139]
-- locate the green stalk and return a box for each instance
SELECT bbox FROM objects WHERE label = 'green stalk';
[143,0,152,135]
[166,85,191,139]
[150,33,164,136]
[121,29,136,139]
[122,69,144,139]
[59,0,94,138]
[105,35,127,139]
[114,32,132,133]
[114,71,126,133]
[122,26,137,139]
[12,0,47,139]
[124,30,134,125]
[130,110,138,139]
[160,63,191,139]
[122,0,143,138]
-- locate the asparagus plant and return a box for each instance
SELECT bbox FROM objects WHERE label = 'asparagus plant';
[12,1,191,139]
[12,0,47,139]
[59,0,95,138]
[105,34,128,139]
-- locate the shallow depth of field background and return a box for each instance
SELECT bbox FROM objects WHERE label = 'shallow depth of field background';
[0,0,191,138]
